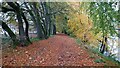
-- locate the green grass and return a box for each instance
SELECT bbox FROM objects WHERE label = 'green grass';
[30,35,54,42]
[76,38,81,44]
[2,37,11,45]
[69,34,76,38]
[89,54,95,59]
[89,47,120,66]
[94,58,106,63]
[30,37,41,42]
[49,35,54,37]
[75,38,120,66]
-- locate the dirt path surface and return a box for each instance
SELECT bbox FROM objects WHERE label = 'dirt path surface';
[2,34,104,66]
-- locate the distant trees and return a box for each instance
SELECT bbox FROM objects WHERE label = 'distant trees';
[54,2,70,34]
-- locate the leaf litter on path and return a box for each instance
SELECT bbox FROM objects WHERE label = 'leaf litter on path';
[2,34,105,66]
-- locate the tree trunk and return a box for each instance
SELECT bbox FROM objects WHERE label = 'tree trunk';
[22,12,32,44]
[1,21,19,46]
[53,24,56,35]
[16,12,26,46]
[100,41,105,54]
[41,2,50,38]
[48,16,52,36]
[7,2,29,46]
[32,3,45,39]
[100,37,107,54]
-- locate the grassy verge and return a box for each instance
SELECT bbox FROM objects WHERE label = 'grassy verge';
[90,47,120,66]
[30,37,41,42]
[75,38,120,66]
[30,35,55,42]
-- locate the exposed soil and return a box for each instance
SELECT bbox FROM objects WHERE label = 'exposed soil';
[2,34,105,66]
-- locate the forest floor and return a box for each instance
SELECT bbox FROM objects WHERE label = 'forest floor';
[2,34,119,66]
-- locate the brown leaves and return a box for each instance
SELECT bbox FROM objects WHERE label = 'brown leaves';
[2,34,104,66]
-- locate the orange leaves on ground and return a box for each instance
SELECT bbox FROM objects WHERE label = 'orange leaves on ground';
[2,34,104,66]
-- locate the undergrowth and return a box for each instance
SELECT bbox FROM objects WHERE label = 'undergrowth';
[75,38,120,66]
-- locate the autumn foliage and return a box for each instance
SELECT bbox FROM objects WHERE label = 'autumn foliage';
[67,12,101,45]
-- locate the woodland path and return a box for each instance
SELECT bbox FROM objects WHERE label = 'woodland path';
[2,34,104,66]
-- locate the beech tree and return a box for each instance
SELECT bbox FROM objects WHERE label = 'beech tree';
[1,2,31,46]
[87,2,118,53]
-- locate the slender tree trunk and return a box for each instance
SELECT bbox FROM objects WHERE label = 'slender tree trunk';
[26,3,46,39]
[100,36,107,54]
[48,16,52,36]
[16,12,26,46]
[100,41,105,54]
[52,15,56,35]
[22,12,32,44]
[53,24,56,35]
[41,2,50,38]
[41,2,48,38]
[32,3,44,39]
